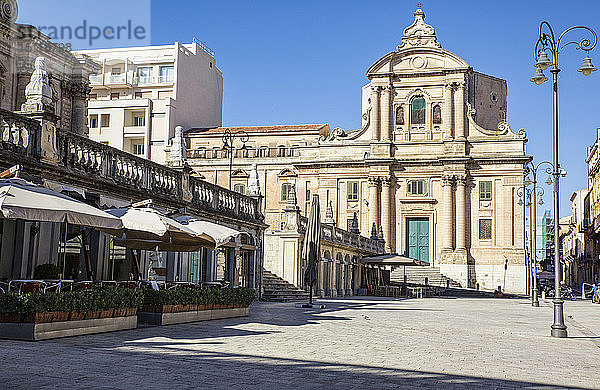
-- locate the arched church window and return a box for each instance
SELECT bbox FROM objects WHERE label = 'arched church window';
[395,106,404,125]
[411,97,426,125]
[433,104,442,124]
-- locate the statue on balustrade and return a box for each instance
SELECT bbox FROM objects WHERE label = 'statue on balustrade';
[22,57,53,113]
[168,125,186,165]
[248,163,261,196]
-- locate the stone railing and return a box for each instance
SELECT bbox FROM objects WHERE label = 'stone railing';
[0,108,263,225]
[56,129,183,199]
[187,145,299,160]
[0,109,42,161]
[298,215,384,255]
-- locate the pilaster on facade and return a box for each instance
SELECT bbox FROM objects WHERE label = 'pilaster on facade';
[370,86,382,141]
[454,173,468,251]
[380,176,393,252]
[368,176,381,233]
[453,81,466,139]
[443,83,454,140]
[380,86,393,142]
[441,174,455,251]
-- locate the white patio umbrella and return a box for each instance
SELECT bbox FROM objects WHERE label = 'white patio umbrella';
[0,178,122,230]
[106,207,215,252]
[174,215,248,250]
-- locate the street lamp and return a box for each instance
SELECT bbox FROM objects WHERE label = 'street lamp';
[524,160,553,307]
[517,186,533,299]
[532,21,597,338]
[221,129,249,190]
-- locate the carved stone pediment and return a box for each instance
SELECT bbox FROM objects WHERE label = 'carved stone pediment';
[397,8,441,50]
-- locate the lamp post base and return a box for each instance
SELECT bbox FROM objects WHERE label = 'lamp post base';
[532,287,540,307]
[551,298,568,338]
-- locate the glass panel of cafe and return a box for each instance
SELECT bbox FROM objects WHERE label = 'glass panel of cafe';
[0,219,82,280]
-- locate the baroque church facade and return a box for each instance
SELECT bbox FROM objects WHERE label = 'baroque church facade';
[184,8,528,293]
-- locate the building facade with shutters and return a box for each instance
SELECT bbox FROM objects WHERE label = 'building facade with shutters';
[184,8,528,293]
[74,42,223,164]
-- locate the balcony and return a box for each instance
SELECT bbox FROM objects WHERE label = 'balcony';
[124,125,146,136]
[89,74,103,85]
[106,73,133,86]
[134,75,174,86]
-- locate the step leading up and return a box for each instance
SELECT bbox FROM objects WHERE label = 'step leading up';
[262,270,310,302]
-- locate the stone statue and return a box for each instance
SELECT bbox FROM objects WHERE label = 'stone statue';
[168,125,186,164]
[324,200,335,225]
[248,163,261,196]
[22,57,53,112]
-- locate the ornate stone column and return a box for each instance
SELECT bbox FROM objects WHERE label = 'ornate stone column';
[454,82,466,139]
[380,86,392,141]
[442,175,454,251]
[381,177,392,252]
[444,83,454,138]
[371,86,381,141]
[455,174,467,251]
[368,177,380,233]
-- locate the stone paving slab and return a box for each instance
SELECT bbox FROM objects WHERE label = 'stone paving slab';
[1,296,599,389]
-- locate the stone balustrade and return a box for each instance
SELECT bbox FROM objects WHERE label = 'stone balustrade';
[298,215,384,255]
[0,108,263,225]
[187,145,300,160]
[0,109,42,161]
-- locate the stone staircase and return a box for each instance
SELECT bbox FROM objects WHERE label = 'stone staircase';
[262,270,310,302]
[390,266,462,288]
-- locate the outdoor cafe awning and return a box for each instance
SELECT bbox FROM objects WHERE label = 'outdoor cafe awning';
[360,254,429,267]
[174,216,249,249]
[0,178,123,230]
[106,207,216,252]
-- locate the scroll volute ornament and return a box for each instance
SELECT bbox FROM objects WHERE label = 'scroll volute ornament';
[0,0,17,23]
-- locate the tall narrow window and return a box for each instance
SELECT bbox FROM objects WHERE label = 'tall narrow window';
[347,181,359,202]
[432,104,442,124]
[89,114,98,128]
[479,181,492,201]
[136,67,153,84]
[281,183,293,202]
[395,106,405,125]
[411,97,426,124]
[159,66,174,83]
[100,114,110,127]
[479,219,492,240]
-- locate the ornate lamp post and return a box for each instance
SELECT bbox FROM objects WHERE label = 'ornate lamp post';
[517,186,533,300]
[531,22,597,337]
[523,160,554,307]
[221,129,249,190]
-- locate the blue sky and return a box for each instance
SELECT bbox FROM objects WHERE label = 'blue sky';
[18,0,600,217]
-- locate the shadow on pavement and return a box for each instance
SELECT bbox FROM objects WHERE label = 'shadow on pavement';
[0,343,592,389]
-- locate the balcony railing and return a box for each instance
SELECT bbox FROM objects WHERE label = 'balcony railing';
[0,109,42,160]
[89,74,103,85]
[187,145,300,160]
[134,75,174,85]
[0,108,263,225]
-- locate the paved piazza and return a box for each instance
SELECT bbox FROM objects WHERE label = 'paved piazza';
[2,297,599,389]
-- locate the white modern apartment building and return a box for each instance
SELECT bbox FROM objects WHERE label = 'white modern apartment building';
[75,41,223,163]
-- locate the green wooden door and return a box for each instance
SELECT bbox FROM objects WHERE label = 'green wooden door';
[407,218,429,263]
